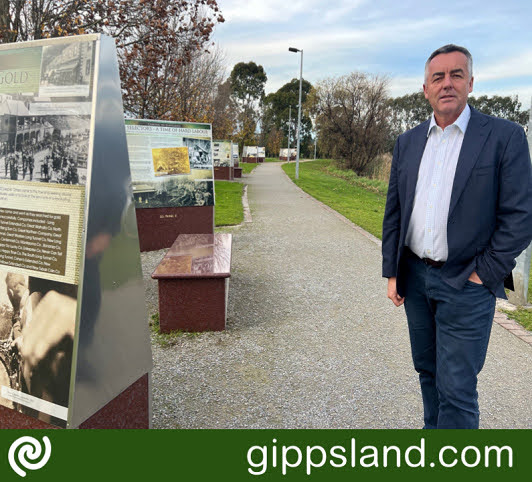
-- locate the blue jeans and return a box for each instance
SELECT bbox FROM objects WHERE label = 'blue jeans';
[403,254,495,429]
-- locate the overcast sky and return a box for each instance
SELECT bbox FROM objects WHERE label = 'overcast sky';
[213,0,532,111]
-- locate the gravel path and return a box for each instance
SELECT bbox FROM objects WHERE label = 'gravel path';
[145,162,532,429]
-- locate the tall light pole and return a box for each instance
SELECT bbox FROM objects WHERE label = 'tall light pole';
[289,47,303,180]
[508,99,532,305]
[287,105,291,162]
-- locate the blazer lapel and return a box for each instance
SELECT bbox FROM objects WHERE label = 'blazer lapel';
[448,107,491,217]
[404,120,430,218]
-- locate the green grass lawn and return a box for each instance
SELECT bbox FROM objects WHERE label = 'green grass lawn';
[282,159,386,239]
[214,180,244,226]
[505,308,532,330]
[265,157,281,162]
[283,158,532,331]
[241,162,259,174]
[503,257,532,328]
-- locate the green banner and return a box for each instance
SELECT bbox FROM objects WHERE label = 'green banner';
[0,47,41,95]
[0,430,528,480]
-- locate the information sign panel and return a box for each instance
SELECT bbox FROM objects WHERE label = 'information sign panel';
[125,120,215,209]
[0,35,151,428]
[213,140,233,167]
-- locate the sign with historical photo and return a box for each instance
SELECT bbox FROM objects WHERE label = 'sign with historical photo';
[213,140,233,167]
[280,148,297,159]
[125,120,215,209]
[0,36,96,428]
[243,146,257,158]
[258,147,265,158]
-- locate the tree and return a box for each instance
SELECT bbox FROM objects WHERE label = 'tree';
[386,91,432,151]
[0,1,225,122]
[229,61,267,109]
[262,78,313,156]
[228,61,267,152]
[0,0,96,42]
[104,0,225,120]
[264,126,283,158]
[231,115,257,152]
[168,46,227,122]
[212,79,239,140]
[387,92,529,152]
[468,95,528,126]
[310,72,390,175]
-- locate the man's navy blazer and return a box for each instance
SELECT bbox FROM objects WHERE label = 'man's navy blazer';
[382,105,532,299]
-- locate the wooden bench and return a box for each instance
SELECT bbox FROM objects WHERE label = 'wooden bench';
[152,233,232,332]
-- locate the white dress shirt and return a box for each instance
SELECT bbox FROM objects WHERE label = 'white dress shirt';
[405,104,471,261]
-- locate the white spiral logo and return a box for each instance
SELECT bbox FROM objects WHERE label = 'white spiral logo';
[8,436,52,477]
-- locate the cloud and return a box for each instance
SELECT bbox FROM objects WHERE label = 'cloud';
[214,2,531,111]
[476,49,532,82]
[218,0,367,24]
[388,76,423,97]
[219,0,315,23]
[218,15,481,70]
[321,0,368,23]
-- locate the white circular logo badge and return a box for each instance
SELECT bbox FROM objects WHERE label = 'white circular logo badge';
[8,436,52,477]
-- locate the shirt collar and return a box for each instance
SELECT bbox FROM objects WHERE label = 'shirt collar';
[427,104,471,137]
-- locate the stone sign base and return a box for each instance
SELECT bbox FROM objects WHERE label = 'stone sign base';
[214,166,234,181]
[0,374,150,429]
[136,206,214,251]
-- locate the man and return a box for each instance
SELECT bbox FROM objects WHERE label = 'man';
[382,44,532,429]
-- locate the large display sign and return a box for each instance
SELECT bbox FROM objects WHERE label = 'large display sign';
[280,148,297,159]
[0,37,93,427]
[125,120,215,209]
[0,35,151,429]
[258,147,265,158]
[243,146,257,158]
[213,140,233,167]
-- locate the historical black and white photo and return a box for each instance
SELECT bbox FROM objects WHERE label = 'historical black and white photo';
[0,104,90,185]
[183,137,212,170]
[133,177,214,208]
[39,41,94,97]
[0,270,77,427]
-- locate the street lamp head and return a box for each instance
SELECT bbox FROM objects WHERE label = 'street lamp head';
[288,47,300,53]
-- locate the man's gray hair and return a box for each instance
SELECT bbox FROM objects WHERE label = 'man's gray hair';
[424,44,473,82]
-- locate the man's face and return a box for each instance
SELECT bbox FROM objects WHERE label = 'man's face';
[423,51,473,126]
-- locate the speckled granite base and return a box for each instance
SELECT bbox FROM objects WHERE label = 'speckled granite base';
[0,373,150,429]
[136,206,214,252]
[159,278,227,332]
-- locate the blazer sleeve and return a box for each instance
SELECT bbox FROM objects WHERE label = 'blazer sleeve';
[475,125,532,290]
[382,136,402,278]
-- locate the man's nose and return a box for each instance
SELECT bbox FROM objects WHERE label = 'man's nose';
[442,74,453,88]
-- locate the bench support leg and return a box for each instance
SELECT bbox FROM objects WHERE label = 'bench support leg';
[158,278,228,332]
